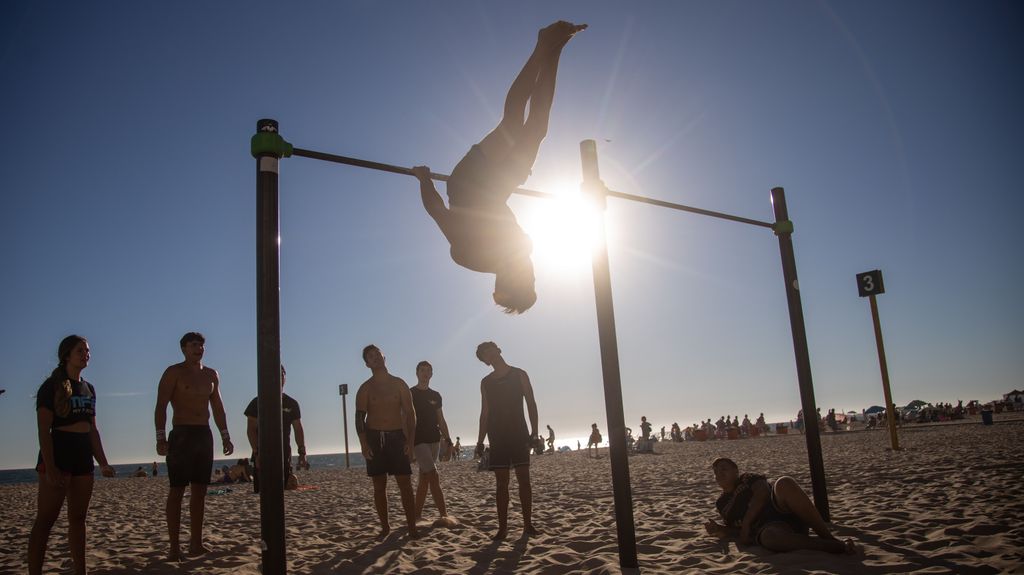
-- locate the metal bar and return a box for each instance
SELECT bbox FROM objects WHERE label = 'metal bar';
[770,186,830,521]
[291,147,771,223]
[581,140,639,571]
[870,295,900,450]
[606,189,775,228]
[254,118,287,575]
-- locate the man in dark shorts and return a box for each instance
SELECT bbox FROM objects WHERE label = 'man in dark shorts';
[356,345,418,538]
[245,365,307,493]
[411,21,587,315]
[155,332,233,561]
[474,341,539,539]
[409,360,456,526]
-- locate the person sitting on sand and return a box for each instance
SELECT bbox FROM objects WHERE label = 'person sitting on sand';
[704,457,857,554]
[411,20,587,315]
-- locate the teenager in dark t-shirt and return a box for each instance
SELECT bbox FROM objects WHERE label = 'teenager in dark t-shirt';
[410,361,456,526]
[245,365,307,493]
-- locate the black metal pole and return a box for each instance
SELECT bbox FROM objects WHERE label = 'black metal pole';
[770,187,830,521]
[580,140,639,571]
[254,118,287,574]
[342,390,350,469]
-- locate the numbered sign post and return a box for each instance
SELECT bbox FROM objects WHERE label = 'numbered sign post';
[339,384,350,468]
[857,270,899,450]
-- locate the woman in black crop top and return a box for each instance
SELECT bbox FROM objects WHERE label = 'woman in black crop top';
[28,335,115,575]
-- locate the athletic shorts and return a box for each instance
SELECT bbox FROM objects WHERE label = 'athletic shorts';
[488,433,531,470]
[449,145,531,205]
[754,479,809,545]
[167,425,214,487]
[413,442,440,473]
[365,429,412,477]
[36,430,94,476]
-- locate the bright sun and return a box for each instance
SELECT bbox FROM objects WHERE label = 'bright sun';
[517,181,603,273]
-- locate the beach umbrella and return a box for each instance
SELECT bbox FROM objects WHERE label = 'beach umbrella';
[906,399,928,409]
[865,405,885,414]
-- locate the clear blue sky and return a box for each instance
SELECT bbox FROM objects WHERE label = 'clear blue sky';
[1,1,1020,468]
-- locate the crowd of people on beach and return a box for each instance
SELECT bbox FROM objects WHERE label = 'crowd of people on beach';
[29,329,859,574]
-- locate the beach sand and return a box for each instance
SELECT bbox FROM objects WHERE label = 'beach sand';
[2,418,1022,574]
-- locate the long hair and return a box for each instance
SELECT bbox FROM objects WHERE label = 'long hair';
[50,334,86,418]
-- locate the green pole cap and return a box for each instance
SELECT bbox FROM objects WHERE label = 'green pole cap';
[251,119,293,159]
[773,220,794,236]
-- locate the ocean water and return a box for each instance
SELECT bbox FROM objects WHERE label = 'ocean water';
[0,452,373,485]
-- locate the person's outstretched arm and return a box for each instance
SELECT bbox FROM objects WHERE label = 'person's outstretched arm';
[412,166,452,234]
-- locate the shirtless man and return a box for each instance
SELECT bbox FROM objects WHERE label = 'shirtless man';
[154,332,233,560]
[411,20,587,314]
[356,345,418,538]
[475,341,539,539]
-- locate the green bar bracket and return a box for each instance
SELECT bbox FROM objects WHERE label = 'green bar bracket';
[773,220,794,236]
[251,132,293,159]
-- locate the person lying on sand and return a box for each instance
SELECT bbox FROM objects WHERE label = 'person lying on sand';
[704,457,858,554]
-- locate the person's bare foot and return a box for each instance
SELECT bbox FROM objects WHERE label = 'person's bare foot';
[187,543,210,556]
[538,21,587,50]
[523,524,540,538]
[167,546,182,562]
[434,515,460,528]
[408,526,421,539]
[844,539,861,555]
[492,526,508,540]
[377,525,391,540]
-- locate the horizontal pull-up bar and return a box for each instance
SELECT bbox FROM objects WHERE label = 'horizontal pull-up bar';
[604,189,774,229]
[292,147,556,199]
[287,145,774,228]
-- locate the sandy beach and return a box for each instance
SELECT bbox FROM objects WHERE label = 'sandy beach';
[2,418,1022,574]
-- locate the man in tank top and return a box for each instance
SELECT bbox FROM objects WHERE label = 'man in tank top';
[474,341,539,539]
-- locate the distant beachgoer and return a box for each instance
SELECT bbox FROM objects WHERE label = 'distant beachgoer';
[411,21,587,315]
[155,332,233,560]
[546,425,555,453]
[704,458,857,554]
[756,413,767,435]
[356,345,418,538]
[152,461,159,477]
[409,360,455,525]
[453,437,462,461]
[29,335,116,575]
[245,365,307,493]
[475,341,539,539]
[587,423,602,457]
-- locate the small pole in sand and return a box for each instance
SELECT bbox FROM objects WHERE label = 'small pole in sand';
[580,140,640,571]
[339,383,350,468]
[856,270,900,450]
[771,188,831,521]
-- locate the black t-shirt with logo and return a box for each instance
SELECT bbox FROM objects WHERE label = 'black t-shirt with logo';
[244,392,301,446]
[36,377,96,429]
[410,386,443,445]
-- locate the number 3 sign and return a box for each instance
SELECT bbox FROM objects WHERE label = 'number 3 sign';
[856,270,885,297]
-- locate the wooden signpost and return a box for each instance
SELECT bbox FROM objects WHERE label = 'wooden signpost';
[857,270,899,450]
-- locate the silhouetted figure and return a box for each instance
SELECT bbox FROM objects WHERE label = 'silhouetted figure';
[412,20,587,314]
[475,341,540,539]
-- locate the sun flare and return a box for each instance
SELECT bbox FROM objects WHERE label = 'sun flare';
[518,181,603,273]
